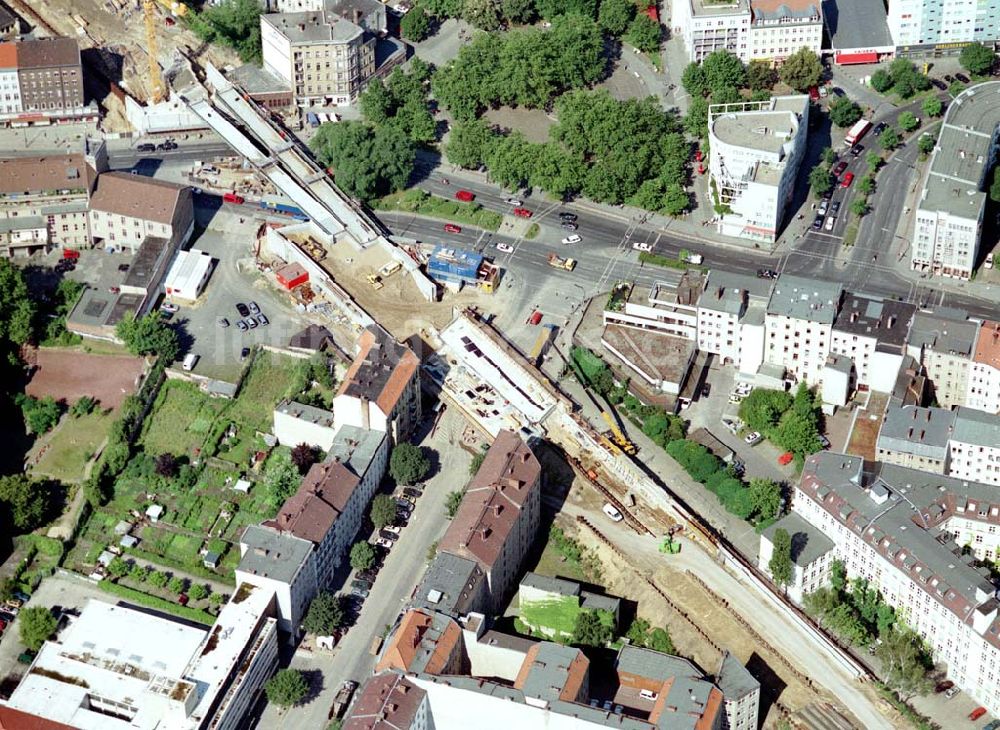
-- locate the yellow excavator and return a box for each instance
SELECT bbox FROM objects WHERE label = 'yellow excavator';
[601,411,636,455]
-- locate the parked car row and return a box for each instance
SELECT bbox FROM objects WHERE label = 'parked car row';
[225,301,268,332]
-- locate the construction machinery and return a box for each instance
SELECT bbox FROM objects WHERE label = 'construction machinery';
[366,273,384,290]
[547,253,576,271]
[143,0,165,103]
[601,411,637,455]
[529,323,557,364]
[658,535,681,554]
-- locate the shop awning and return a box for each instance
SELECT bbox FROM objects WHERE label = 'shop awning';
[835,51,879,65]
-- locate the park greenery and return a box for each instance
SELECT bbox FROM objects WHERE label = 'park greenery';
[626,617,674,653]
[0,475,52,535]
[189,0,262,63]
[265,669,310,708]
[682,49,779,141]
[116,312,180,363]
[389,443,431,485]
[738,383,824,464]
[303,592,345,635]
[778,47,823,92]
[360,60,436,145]
[870,59,931,100]
[401,6,432,41]
[310,121,416,201]
[959,42,996,76]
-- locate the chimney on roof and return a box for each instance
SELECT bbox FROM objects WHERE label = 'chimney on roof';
[493,504,503,516]
[908,427,913,439]
[851,312,858,322]
[480,526,491,540]
[354,8,363,24]
[399,684,409,694]
[920,430,925,441]
[298,22,305,31]
[912,409,917,420]
[521,451,530,463]
[926,410,932,422]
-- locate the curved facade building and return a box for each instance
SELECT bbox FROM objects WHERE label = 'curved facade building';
[708,95,809,243]
[914,82,1000,280]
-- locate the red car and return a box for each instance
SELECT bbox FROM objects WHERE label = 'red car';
[969,708,987,721]
[513,207,533,218]
[444,223,462,233]
[841,172,855,188]
[833,161,848,176]
[223,192,245,204]
[778,452,794,466]
[178,594,189,606]
[455,190,475,202]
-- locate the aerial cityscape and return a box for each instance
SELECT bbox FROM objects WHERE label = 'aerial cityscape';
[0,0,998,728]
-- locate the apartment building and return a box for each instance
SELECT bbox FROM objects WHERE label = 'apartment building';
[438,430,541,612]
[829,293,915,392]
[344,672,432,730]
[411,551,489,618]
[786,453,1000,716]
[273,399,338,451]
[376,609,466,676]
[887,0,1000,49]
[876,404,955,474]
[675,0,751,62]
[948,407,1000,487]
[747,0,822,65]
[708,96,809,243]
[717,651,761,730]
[758,511,836,602]
[334,325,421,443]
[88,173,195,253]
[264,425,388,588]
[0,154,95,256]
[5,591,279,730]
[235,524,317,636]
[912,83,1000,280]
[696,269,772,372]
[261,10,377,107]
[0,37,95,125]
[764,274,843,385]
[906,307,978,408]
[967,320,1000,414]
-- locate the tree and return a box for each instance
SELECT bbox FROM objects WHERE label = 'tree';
[168,576,186,594]
[916,132,936,157]
[115,312,179,362]
[400,6,432,40]
[445,490,464,518]
[15,394,62,435]
[626,617,651,646]
[865,151,882,173]
[486,131,534,190]
[389,443,430,485]
[624,13,661,53]
[129,564,149,583]
[779,47,822,91]
[772,410,822,455]
[0,259,35,347]
[263,453,302,510]
[828,97,863,128]
[830,559,847,593]
[370,494,398,529]
[572,610,614,646]
[302,592,344,635]
[107,557,130,580]
[597,0,634,35]
[897,111,919,132]
[738,388,793,433]
[684,95,709,138]
[530,142,585,199]
[702,50,745,94]
[850,197,869,217]
[535,0,596,19]
[769,528,794,587]
[422,0,463,17]
[469,450,487,475]
[310,121,415,201]
[189,583,210,601]
[808,164,833,197]
[821,146,837,165]
[747,59,777,91]
[148,570,169,589]
[462,0,502,29]
[291,443,319,474]
[748,479,781,521]
[663,184,690,217]
[0,474,50,533]
[681,63,708,97]
[879,127,900,150]
[959,42,996,76]
[360,79,393,127]
[502,0,536,24]
[192,0,262,62]
[870,69,893,93]
[877,629,933,698]
[350,541,376,571]
[446,119,496,169]
[18,606,57,651]
[921,96,943,118]
[648,627,674,653]
[265,669,309,708]
[210,592,225,606]
[858,175,876,195]
[70,396,97,417]
[154,453,177,478]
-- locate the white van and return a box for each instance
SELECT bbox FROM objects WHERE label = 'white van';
[824,216,835,231]
[182,353,199,371]
[602,503,624,522]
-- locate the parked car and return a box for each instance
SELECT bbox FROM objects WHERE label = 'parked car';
[4,598,23,609]
[496,242,514,253]
[237,320,248,332]
[118,263,131,273]
[217,317,230,328]
[603,503,624,522]
[840,172,855,188]
[248,301,261,315]
[833,161,848,176]
[356,570,378,583]
[137,143,156,153]
[983,720,1000,730]
[402,487,422,499]
[444,223,462,233]
[850,144,864,157]
[561,221,579,230]
[778,452,795,466]
[236,302,250,317]
[756,269,778,279]
[0,611,15,623]
[379,529,399,541]
[562,234,582,244]
[16,651,34,665]
[512,207,533,218]
[945,686,960,699]
[375,537,394,550]
[351,578,373,591]
[931,78,947,90]
[178,594,189,606]
[13,592,29,604]
[383,525,402,535]
[821,187,833,200]
[395,497,413,511]
[969,707,987,721]
[831,201,841,215]
[246,317,258,330]
[812,215,824,230]
[943,74,954,84]
[351,586,370,598]
[824,216,836,232]
[559,212,578,222]
[257,314,269,326]
[744,432,762,446]
[956,73,970,83]
[241,347,251,360]
[505,198,522,206]
[818,200,829,216]
[818,435,831,448]
[222,192,244,204]
[934,681,954,694]
[873,122,888,136]
[160,302,179,314]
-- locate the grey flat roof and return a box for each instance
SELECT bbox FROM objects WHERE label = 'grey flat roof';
[122,236,171,291]
[580,590,620,614]
[716,651,760,701]
[766,274,843,323]
[833,293,915,351]
[262,11,363,43]
[699,269,773,316]
[909,308,977,356]
[952,407,1000,447]
[761,511,835,567]
[876,405,955,460]
[325,425,385,479]
[710,110,799,154]
[276,399,335,427]
[688,0,750,17]
[411,552,486,617]
[520,572,580,598]
[825,353,853,375]
[821,0,892,50]
[237,524,313,584]
[229,64,290,95]
[520,643,586,704]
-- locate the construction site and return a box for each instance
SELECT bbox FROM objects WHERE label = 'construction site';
[7,0,239,131]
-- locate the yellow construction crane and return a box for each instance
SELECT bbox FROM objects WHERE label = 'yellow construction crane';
[144,0,166,103]
[601,411,637,455]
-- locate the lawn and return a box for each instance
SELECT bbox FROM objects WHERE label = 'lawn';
[33,410,114,483]
[140,380,224,457]
[529,540,588,584]
[374,189,503,231]
[521,595,581,637]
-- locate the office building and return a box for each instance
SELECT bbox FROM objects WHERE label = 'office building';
[708,96,809,243]
[675,0,751,63]
[747,0,822,65]
[887,0,1000,49]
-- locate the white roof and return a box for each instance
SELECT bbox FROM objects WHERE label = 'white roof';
[146,504,164,518]
[165,249,213,295]
[233,478,252,492]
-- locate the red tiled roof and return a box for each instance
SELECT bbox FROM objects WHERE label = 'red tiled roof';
[344,672,427,730]
[974,321,1000,370]
[265,461,359,543]
[375,609,462,675]
[438,430,540,572]
[0,707,76,730]
[0,43,16,69]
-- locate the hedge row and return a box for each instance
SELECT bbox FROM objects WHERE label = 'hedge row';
[97,580,215,625]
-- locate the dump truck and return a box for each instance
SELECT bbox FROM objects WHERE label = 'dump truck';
[547,253,576,271]
[331,680,358,718]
